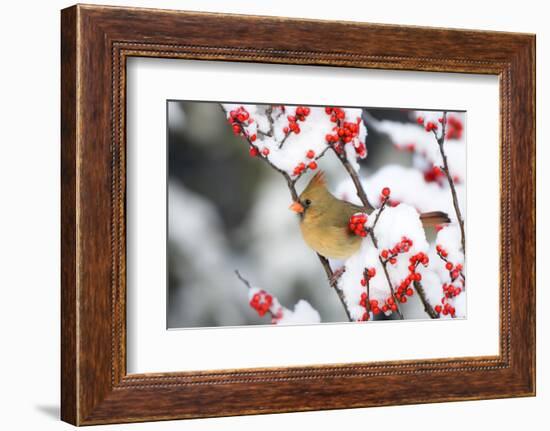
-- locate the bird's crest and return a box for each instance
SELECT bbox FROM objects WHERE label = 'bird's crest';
[309,170,327,188]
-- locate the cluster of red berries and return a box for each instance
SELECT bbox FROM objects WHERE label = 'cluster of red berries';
[382,296,399,314]
[282,106,310,135]
[380,236,413,265]
[228,107,256,139]
[435,245,464,281]
[358,267,377,321]
[424,165,445,183]
[227,106,265,157]
[249,290,273,317]
[325,107,346,122]
[292,149,318,176]
[396,251,430,303]
[324,108,366,158]
[442,283,462,299]
[445,116,464,140]
[249,146,271,157]
[434,302,456,317]
[416,116,438,132]
[348,213,368,237]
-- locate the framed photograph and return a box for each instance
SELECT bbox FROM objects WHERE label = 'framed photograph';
[61,4,535,425]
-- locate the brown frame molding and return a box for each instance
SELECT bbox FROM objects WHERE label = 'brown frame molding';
[61,4,535,425]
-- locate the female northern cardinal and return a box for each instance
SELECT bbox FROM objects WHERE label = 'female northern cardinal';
[289,171,450,260]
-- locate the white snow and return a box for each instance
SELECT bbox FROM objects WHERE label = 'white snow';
[364,110,466,183]
[222,104,368,176]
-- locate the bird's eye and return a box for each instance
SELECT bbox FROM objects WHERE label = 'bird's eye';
[304,199,312,206]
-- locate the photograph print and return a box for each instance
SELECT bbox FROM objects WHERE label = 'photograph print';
[167,101,466,328]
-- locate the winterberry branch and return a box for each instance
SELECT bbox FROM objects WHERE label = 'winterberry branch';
[432,111,466,253]
[436,245,466,287]
[235,270,274,319]
[368,194,404,320]
[221,104,352,322]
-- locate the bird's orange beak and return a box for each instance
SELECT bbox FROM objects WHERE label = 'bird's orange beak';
[289,201,305,214]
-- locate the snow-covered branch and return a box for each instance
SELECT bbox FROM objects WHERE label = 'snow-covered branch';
[235,270,321,325]
[222,104,353,321]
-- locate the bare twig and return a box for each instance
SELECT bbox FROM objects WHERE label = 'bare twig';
[330,148,374,212]
[413,281,438,319]
[318,254,352,322]
[432,111,466,253]
[221,104,352,321]
[264,106,275,137]
[235,269,252,289]
[278,131,292,149]
[363,268,371,320]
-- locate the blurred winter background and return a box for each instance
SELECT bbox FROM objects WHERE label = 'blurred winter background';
[167,101,465,328]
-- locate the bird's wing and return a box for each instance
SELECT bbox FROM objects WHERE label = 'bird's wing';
[325,200,365,228]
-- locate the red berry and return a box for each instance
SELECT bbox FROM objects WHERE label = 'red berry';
[249,147,259,157]
[306,150,315,159]
[381,187,391,197]
[445,262,453,270]
[250,134,257,142]
[308,161,318,170]
[416,116,424,125]
[406,288,414,296]
[435,305,442,313]
[261,148,270,156]
[283,127,289,134]
[381,250,389,259]
[360,278,367,287]
[367,268,376,278]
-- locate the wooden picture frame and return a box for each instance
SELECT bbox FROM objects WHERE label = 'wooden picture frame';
[61,4,536,425]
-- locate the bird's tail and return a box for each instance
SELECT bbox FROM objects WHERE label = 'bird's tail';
[420,211,451,228]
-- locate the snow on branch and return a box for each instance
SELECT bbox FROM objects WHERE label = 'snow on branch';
[363,110,466,186]
[337,198,438,321]
[235,270,321,325]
